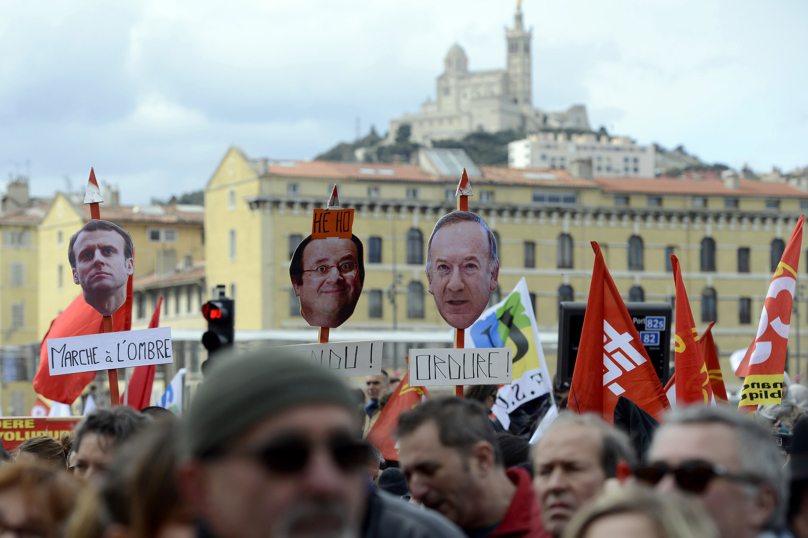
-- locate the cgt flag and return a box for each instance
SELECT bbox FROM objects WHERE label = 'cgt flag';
[737,215,804,410]
[569,242,669,423]
[467,277,553,429]
[671,255,713,406]
[157,368,188,416]
[701,322,728,404]
[366,368,428,461]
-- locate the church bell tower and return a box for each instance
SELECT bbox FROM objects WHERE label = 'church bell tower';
[506,2,532,106]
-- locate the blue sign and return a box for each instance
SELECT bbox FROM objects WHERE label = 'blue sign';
[645,316,666,330]
[640,331,660,346]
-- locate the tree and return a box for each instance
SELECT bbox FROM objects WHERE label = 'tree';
[395,124,412,144]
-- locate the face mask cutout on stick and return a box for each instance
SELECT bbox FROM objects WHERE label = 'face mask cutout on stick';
[68,219,135,317]
[289,234,365,329]
[426,211,499,330]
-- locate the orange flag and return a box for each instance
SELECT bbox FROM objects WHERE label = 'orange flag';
[366,368,429,461]
[700,322,728,404]
[737,215,804,410]
[569,242,669,423]
[34,275,134,404]
[671,255,713,406]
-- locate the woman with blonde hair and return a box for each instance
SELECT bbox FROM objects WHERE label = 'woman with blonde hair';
[562,485,718,538]
[17,434,72,470]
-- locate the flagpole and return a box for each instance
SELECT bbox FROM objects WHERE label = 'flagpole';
[86,168,121,407]
[453,170,472,398]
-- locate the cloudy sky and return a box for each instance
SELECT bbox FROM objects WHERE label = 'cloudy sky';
[1,0,806,204]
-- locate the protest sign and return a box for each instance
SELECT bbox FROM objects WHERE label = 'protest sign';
[0,417,80,450]
[282,340,382,377]
[408,347,513,387]
[47,327,173,376]
[311,208,355,239]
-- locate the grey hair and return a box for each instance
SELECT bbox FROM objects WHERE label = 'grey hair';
[655,405,788,530]
[425,211,499,275]
[532,412,637,476]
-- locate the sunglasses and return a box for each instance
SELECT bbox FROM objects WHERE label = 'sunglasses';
[230,436,369,475]
[634,459,762,494]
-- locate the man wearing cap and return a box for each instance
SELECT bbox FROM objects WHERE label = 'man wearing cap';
[177,347,465,538]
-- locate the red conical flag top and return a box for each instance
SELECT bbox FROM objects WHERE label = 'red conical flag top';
[84,168,104,219]
[455,169,472,212]
[327,184,340,209]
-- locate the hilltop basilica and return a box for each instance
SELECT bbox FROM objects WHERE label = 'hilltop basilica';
[385,5,591,145]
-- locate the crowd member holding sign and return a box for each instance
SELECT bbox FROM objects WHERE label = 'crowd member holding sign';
[641,405,788,538]
[398,397,550,538]
[70,407,149,485]
[177,346,465,538]
[426,211,499,330]
[531,413,636,538]
[68,219,134,317]
[289,235,365,328]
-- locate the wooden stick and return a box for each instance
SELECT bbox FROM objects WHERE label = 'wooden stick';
[454,169,472,398]
[103,315,120,406]
[454,328,465,398]
[318,327,330,344]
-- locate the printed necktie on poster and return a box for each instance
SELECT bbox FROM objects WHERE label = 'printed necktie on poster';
[569,242,669,424]
[737,215,804,409]
[671,255,713,406]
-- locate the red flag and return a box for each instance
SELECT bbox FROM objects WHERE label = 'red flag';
[34,275,134,404]
[122,297,162,410]
[700,322,728,404]
[671,255,713,406]
[737,215,804,410]
[366,368,429,461]
[569,242,669,423]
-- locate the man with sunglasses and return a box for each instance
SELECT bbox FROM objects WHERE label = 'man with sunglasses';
[641,405,788,538]
[531,413,636,537]
[178,347,465,538]
[398,397,550,538]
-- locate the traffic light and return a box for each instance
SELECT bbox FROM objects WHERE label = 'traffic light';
[201,286,234,356]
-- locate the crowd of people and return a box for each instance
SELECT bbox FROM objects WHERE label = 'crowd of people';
[4,345,808,538]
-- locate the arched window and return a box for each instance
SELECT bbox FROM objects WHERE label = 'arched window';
[407,229,423,265]
[701,287,717,323]
[700,237,716,272]
[407,281,424,319]
[488,285,501,307]
[629,286,645,302]
[771,238,785,272]
[558,284,574,309]
[557,234,573,269]
[628,235,644,270]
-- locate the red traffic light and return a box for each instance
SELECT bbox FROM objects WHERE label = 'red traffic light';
[201,302,224,321]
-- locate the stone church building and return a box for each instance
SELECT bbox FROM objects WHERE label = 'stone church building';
[386,6,591,145]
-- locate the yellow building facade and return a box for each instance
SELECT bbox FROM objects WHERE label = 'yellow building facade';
[206,147,808,389]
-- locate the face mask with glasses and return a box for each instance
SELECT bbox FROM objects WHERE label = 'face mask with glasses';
[303,263,359,278]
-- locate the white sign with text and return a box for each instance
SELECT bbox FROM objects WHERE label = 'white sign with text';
[47,327,173,376]
[408,348,513,387]
[283,340,382,377]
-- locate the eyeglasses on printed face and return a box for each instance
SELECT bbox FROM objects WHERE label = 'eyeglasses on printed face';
[230,435,369,475]
[303,263,359,278]
[634,459,762,494]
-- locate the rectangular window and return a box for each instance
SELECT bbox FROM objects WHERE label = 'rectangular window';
[369,290,383,318]
[57,230,63,245]
[647,196,662,207]
[614,195,629,206]
[665,247,674,272]
[148,229,161,242]
[229,230,236,260]
[524,241,535,268]
[480,191,495,203]
[445,189,455,202]
[368,237,382,264]
[801,200,808,210]
[137,293,145,319]
[739,298,752,324]
[57,264,63,289]
[10,263,24,287]
[175,288,180,315]
[692,197,706,208]
[368,186,380,198]
[738,247,750,273]
[406,188,419,200]
[766,200,780,209]
[11,303,24,329]
[288,234,303,260]
[230,283,236,302]
[4,231,31,247]
[725,198,739,208]
[533,192,576,204]
[228,189,236,209]
[288,183,300,195]
[163,229,177,242]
